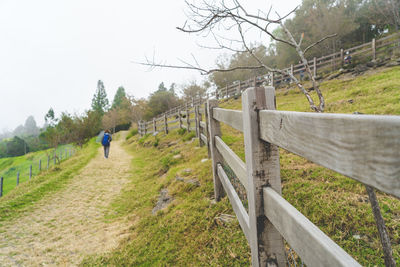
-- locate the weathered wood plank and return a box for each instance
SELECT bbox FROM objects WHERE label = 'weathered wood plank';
[168,119,179,124]
[213,108,243,132]
[259,110,400,197]
[200,133,208,144]
[200,121,206,129]
[243,87,286,267]
[182,124,188,130]
[215,136,248,190]
[169,125,179,130]
[208,99,225,201]
[217,164,250,241]
[263,187,361,267]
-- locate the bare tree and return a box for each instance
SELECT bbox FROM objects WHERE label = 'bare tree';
[138,0,338,112]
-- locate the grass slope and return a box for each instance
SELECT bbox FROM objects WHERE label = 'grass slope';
[0,139,98,222]
[0,144,74,196]
[83,66,399,266]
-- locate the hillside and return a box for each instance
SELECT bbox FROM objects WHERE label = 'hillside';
[81,66,400,266]
[0,144,74,196]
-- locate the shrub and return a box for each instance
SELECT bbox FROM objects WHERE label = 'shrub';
[182,131,196,141]
[177,128,187,135]
[126,129,138,140]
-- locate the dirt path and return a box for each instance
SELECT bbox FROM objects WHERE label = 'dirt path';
[0,134,132,266]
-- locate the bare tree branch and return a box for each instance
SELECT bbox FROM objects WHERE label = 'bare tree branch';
[304,33,338,54]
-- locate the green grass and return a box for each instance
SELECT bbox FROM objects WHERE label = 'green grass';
[0,144,74,196]
[0,139,98,222]
[81,131,250,266]
[82,66,399,266]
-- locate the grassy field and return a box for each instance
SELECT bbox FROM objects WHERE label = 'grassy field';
[0,139,99,222]
[81,66,400,266]
[0,144,75,196]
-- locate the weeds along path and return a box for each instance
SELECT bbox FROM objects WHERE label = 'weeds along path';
[0,134,132,266]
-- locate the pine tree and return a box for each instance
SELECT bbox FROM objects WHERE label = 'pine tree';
[91,80,109,116]
[112,86,127,109]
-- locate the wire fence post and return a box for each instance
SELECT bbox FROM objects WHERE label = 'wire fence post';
[0,177,3,197]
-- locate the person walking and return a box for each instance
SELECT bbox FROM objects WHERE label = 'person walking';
[102,130,112,158]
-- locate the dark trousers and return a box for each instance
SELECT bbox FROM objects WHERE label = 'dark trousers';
[103,145,110,158]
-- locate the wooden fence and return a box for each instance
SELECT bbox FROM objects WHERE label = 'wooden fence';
[139,32,400,124]
[138,85,399,266]
[0,147,76,197]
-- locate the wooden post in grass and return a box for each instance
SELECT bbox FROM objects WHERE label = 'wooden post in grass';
[207,99,225,201]
[340,49,344,67]
[236,81,241,98]
[164,114,168,134]
[0,177,3,197]
[178,109,182,129]
[242,86,285,267]
[313,57,317,77]
[195,106,199,138]
[197,106,204,147]
[290,64,294,83]
[372,38,376,61]
[204,102,211,158]
[153,118,156,133]
[17,171,20,185]
[29,165,32,180]
[39,159,41,171]
[186,104,190,132]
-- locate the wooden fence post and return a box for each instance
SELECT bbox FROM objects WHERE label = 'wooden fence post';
[207,99,225,201]
[17,171,19,185]
[225,85,228,98]
[242,86,286,267]
[313,57,317,77]
[195,106,199,138]
[236,81,241,98]
[29,165,32,180]
[290,64,294,83]
[164,114,168,134]
[198,107,204,147]
[153,118,156,133]
[372,38,376,61]
[179,109,183,129]
[39,159,41,172]
[186,105,190,132]
[340,49,344,67]
[270,72,274,87]
[0,177,3,197]
[204,102,211,158]
[216,89,219,100]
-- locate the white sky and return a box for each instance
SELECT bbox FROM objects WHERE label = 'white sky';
[0,0,300,131]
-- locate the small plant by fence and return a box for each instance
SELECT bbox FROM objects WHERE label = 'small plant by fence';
[138,85,399,266]
[0,146,76,197]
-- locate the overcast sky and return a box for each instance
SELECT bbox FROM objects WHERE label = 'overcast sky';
[0,0,300,131]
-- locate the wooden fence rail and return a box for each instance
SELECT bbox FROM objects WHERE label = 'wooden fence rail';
[137,84,399,266]
[137,32,400,129]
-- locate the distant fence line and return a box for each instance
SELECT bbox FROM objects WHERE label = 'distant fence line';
[0,147,76,197]
[144,32,400,122]
[139,85,399,266]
